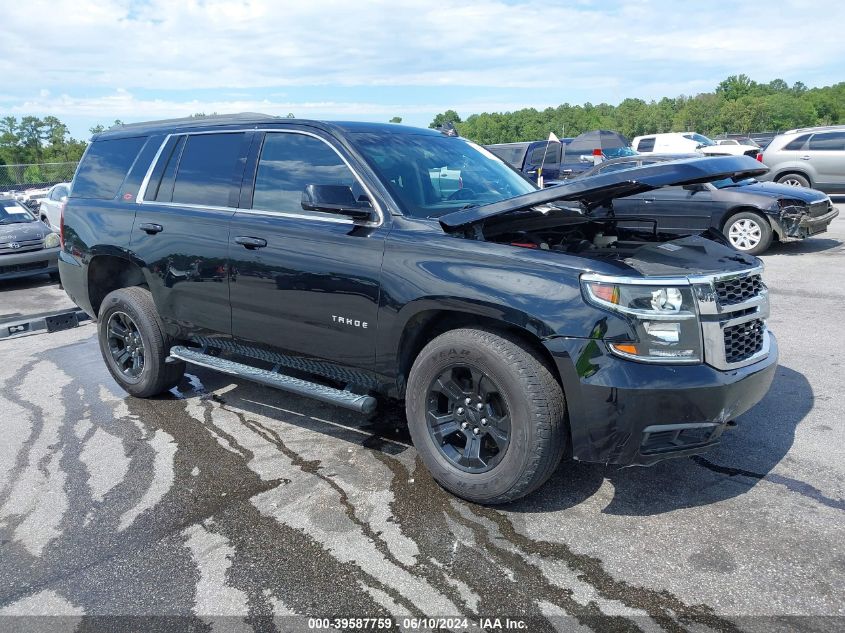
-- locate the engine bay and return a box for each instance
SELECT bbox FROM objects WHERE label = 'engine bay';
[479,207,683,260]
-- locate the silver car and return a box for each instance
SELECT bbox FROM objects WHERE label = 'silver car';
[760,125,845,193]
[39,182,71,230]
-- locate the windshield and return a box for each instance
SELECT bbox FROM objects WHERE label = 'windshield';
[0,202,36,224]
[710,177,757,189]
[349,132,537,218]
[684,133,715,147]
[603,146,637,159]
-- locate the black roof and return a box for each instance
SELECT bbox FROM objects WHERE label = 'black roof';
[94,113,442,140]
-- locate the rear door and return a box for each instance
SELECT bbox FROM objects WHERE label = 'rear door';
[132,131,253,337]
[806,131,845,192]
[228,129,389,370]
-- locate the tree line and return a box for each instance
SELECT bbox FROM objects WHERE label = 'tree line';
[429,75,845,144]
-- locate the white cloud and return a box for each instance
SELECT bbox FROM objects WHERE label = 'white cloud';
[0,0,842,91]
[0,0,842,133]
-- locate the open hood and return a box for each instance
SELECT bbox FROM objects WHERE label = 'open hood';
[440,155,768,230]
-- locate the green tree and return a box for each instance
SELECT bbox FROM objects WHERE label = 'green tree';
[429,110,462,129]
[389,116,402,123]
[716,74,756,101]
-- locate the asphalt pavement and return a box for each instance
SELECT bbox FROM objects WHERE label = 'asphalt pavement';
[0,205,843,632]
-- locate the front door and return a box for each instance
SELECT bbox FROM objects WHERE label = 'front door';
[639,184,715,233]
[228,130,389,371]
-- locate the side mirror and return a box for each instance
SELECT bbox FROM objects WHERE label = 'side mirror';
[60,195,68,203]
[682,183,706,192]
[301,184,372,220]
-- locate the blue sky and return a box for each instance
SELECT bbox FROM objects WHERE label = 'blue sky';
[1,0,843,139]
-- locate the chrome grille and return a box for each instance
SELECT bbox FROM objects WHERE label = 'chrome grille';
[724,319,765,364]
[0,238,44,254]
[714,274,763,306]
[691,267,770,370]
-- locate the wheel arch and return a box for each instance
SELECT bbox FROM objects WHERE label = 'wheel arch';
[87,254,147,316]
[772,169,812,187]
[394,306,563,399]
[720,206,779,247]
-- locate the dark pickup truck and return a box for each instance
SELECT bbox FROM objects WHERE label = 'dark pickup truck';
[59,115,777,503]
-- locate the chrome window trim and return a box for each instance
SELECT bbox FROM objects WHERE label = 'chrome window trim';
[136,128,384,228]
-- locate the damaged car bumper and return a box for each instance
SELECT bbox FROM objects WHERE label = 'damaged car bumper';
[769,202,839,240]
[544,333,778,466]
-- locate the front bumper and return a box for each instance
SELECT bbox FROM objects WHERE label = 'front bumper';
[544,332,778,465]
[0,246,59,281]
[771,207,839,239]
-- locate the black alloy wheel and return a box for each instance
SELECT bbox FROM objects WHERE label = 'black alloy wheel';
[426,364,511,473]
[106,311,146,379]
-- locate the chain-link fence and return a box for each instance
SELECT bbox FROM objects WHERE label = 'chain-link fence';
[0,162,78,190]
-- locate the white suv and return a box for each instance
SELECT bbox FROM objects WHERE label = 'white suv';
[632,132,760,158]
[758,126,845,193]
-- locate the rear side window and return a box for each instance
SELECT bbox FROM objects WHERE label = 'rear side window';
[252,132,357,215]
[170,133,246,207]
[72,136,147,199]
[529,143,561,166]
[636,137,655,152]
[783,134,810,151]
[808,131,845,151]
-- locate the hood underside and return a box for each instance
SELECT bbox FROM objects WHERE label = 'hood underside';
[440,155,768,230]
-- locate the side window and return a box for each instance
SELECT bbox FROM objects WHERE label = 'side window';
[170,133,245,207]
[808,131,845,151]
[71,136,147,199]
[636,137,656,152]
[252,133,358,215]
[783,134,810,151]
[529,144,560,166]
[153,136,186,202]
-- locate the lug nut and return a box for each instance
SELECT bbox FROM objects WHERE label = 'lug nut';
[476,403,483,411]
[456,407,464,414]
[465,397,471,405]
[473,428,480,435]
[461,422,468,429]
[481,418,488,426]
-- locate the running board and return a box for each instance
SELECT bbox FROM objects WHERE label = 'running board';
[168,346,377,414]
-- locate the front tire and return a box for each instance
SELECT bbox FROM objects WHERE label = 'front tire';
[406,328,566,504]
[724,211,773,255]
[97,286,185,397]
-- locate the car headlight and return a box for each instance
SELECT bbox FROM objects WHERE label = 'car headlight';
[44,232,60,248]
[581,275,702,363]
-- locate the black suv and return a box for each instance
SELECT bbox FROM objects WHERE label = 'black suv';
[60,114,778,504]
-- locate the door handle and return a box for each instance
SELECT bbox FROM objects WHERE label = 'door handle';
[799,155,811,160]
[643,199,653,204]
[138,223,163,234]
[235,236,267,249]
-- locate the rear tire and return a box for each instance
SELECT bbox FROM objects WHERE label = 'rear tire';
[406,328,567,504]
[97,286,185,397]
[776,173,810,188]
[724,211,773,255]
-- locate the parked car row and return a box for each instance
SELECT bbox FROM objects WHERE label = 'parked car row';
[574,154,838,254]
[632,132,762,159]
[0,195,61,282]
